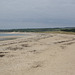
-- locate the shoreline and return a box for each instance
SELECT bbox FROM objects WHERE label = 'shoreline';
[0,32,36,41]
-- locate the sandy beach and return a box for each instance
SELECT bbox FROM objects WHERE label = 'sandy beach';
[0,33,75,75]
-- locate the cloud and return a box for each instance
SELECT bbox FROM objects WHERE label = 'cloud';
[0,0,75,29]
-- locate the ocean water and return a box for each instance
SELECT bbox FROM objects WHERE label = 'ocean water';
[0,33,26,41]
[0,33,25,36]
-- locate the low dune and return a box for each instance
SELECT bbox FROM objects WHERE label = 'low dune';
[0,33,75,75]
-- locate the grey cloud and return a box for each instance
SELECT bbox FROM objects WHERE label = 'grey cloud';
[0,0,75,29]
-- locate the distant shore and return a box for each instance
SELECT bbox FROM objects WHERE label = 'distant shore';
[0,27,75,33]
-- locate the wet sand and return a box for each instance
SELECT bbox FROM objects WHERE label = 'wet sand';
[0,33,75,75]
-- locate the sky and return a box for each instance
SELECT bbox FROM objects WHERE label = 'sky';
[0,0,75,29]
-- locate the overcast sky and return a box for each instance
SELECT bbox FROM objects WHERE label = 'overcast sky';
[0,0,75,29]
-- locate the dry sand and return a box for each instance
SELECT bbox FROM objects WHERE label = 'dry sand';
[0,33,75,75]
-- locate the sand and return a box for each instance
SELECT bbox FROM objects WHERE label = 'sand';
[0,33,75,75]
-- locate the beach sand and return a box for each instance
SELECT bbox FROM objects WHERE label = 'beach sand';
[0,33,75,75]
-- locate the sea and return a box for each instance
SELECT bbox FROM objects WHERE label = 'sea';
[0,33,25,36]
[0,33,27,41]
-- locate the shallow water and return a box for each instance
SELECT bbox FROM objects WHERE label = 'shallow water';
[0,33,28,41]
[0,33,25,36]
